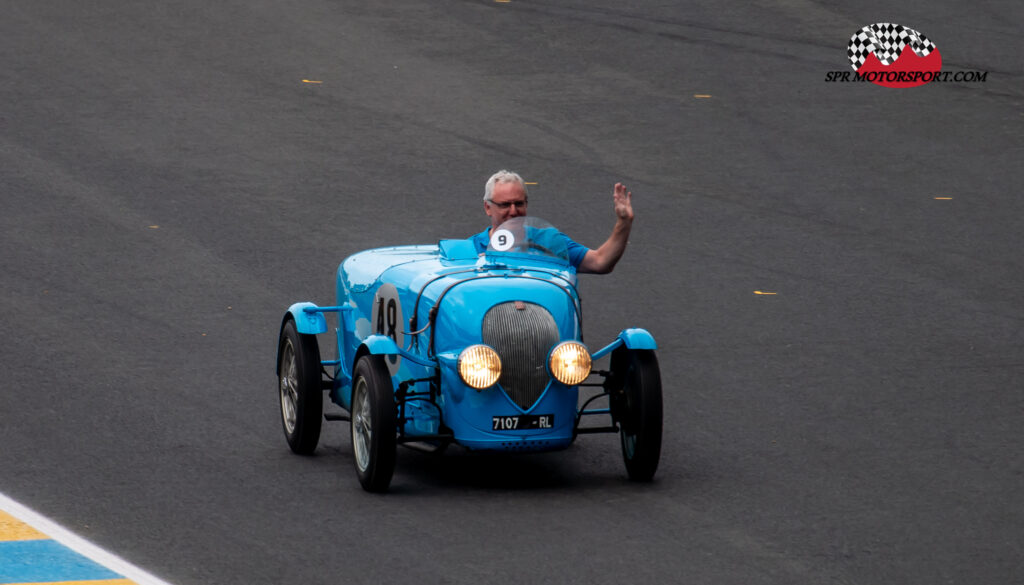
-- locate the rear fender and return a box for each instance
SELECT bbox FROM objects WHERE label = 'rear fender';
[287,302,328,335]
[277,303,327,374]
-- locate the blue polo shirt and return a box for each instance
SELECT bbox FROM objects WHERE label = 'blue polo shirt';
[469,227,588,269]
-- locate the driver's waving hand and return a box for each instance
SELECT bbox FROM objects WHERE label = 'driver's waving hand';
[468,170,634,274]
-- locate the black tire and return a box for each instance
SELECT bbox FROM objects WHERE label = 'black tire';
[610,349,663,481]
[277,318,323,454]
[351,355,398,492]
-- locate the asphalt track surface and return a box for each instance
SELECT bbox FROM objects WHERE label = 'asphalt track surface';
[2,1,1022,584]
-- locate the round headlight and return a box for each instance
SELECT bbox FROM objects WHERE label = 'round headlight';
[458,345,502,389]
[549,341,592,386]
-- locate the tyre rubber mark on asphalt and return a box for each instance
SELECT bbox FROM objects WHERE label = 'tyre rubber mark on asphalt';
[0,492,176,585]
[754,291,777,295]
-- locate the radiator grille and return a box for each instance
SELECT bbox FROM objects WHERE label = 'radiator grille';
[481,302,559,411]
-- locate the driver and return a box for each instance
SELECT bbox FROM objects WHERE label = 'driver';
[468,170,634,274]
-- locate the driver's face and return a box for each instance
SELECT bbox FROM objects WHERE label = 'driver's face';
[485,181,528,230]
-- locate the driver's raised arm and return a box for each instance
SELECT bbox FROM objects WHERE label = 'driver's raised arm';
[578,183,633,274]
[473,171,634,273]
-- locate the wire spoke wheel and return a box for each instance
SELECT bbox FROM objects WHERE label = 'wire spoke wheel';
[277,319,322,454]
[612,349,663,481]
[352,378,373,472]
[350,355,397,492]
[280,341,299,434]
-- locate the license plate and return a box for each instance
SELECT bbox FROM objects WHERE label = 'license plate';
[492,414,554,431]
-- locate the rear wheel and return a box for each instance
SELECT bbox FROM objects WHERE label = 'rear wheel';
[351,355,397,492]
[278,319,323,454]
[610,349,663,481]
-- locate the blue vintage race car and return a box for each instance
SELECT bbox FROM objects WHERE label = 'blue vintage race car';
[276,217,662,492]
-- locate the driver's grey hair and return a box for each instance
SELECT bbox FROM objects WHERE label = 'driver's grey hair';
[483,170,528,202]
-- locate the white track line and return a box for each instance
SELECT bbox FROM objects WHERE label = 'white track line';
[0,491,177,585]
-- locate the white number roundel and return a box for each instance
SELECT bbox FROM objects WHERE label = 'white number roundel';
[490,228,515,251]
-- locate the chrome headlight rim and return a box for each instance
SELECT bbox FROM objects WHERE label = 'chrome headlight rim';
[548,340,592,386]
[457,344,502,390]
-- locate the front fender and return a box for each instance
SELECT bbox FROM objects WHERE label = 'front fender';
[592,328,657,360]
[361,334,400,356]
[618,328,657,350]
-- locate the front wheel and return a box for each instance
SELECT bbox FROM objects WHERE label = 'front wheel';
[610,349,663,481]
[351,355,397,492]
[278,319,323,454]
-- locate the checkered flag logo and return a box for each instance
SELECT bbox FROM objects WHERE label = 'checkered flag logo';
[848,23,937,71]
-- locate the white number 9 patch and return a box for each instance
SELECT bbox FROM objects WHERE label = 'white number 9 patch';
[490,228,515,251]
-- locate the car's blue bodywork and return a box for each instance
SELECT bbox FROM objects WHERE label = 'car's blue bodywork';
[279,217,657,454]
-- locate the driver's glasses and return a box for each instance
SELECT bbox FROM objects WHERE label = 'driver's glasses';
[489,199,527,210]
